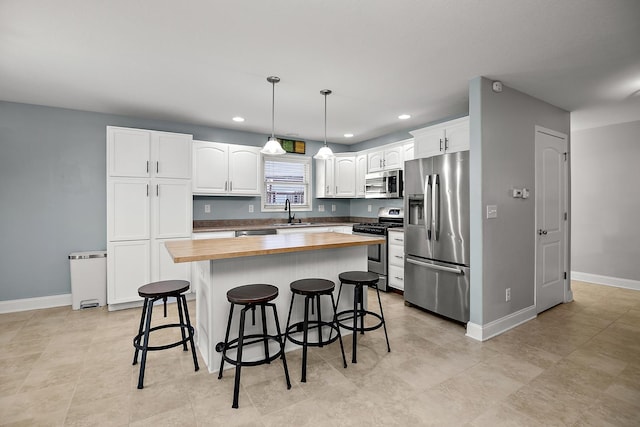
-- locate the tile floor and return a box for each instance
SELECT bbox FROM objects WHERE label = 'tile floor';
[1,280,639,426]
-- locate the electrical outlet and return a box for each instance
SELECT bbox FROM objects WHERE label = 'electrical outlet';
[204,204,211,213]
[332,204,336,212]
[486,205,497,219]
[506,288,511,302]
[318,205,325,212]
[248,204,254,213]
[368,205,372,212]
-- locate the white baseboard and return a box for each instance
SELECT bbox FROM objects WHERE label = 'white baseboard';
[571,271,640,292]
[466,304,537,341]
[0,294,72,314]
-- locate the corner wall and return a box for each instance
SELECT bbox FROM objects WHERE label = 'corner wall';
[468,77,570,337]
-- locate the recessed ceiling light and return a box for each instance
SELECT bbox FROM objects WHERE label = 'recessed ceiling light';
[344,133,354,138]
[398,114,411,120]
[232,116,245,122]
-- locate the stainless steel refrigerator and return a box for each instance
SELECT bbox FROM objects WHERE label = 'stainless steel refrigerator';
[404,151,470,323]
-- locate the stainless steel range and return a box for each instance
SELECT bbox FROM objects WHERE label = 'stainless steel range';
[352,207,404,291]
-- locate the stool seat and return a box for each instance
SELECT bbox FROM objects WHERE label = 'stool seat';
[138,280,190,298]
[338,271,379,286]
[290,278,335,295]
[227,284,278,305]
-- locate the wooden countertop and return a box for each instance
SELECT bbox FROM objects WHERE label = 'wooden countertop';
[164,232,386,263]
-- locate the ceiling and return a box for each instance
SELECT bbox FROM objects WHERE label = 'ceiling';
[1,0,639,144]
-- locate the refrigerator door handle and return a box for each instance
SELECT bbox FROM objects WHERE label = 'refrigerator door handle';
[425,175,432,240]
[432,174,440,241]
[407,258,463,275]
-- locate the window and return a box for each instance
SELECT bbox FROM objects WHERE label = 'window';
[262,155,312,212]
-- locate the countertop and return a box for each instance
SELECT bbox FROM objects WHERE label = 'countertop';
[192,217,373,233]
[164,232,385,263]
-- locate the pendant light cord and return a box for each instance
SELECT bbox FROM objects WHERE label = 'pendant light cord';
[271,80,275,139]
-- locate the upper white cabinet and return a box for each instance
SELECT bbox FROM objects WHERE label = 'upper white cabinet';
[410,116,469,159]
[192,141,261,196]
[403,141,415,163]
[107,127,192,179]
[355,154,367,198]
[334,154,356,198]
[315,157,335,198]
[368,145,404,172]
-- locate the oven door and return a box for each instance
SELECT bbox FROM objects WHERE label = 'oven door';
[353,231,386,276]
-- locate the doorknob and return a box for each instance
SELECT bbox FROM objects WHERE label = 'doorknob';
[538,229,548,235]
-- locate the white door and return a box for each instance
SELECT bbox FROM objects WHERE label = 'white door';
[107,240,150,304]
[444,117,470,154]
[154,179,192,238]
[412,125,444,159]
[356,154,367,197]
[154,132,192,179]
[367,150,384,172]
[383,146,403,170]
[107,127,150,178]
[228,145,260,195]
[535,126,569,313]
[192,141,229,194]
[334,155,356,197]
[107,179,150,241]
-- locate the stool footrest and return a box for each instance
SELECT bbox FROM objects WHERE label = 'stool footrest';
[132,323,195,353]
[218,334,284,367]
[336,310,385,333]
[285,321,342,348]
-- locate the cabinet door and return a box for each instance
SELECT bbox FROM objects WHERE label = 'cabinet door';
[443,117,470,154]
[193,141,229,194]
[107,240,150,304]
[107,179,150,241]
[107,127,150,178]
[315,158,334,198]
[383,146,403,170]
[154,132,192,179]
[412,125,444,159]
[355,154,367,198]
[334,155,356,197]
[228,145,261,195]
[367,150,384,172]
[153,238,191,283]
[403,142,414,163]
[153,179,192,239]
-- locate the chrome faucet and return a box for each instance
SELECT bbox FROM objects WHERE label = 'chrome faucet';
[284,199,295,223]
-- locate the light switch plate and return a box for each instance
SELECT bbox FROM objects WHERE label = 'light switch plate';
[204,204,211,213]
[318,205,325,212]
[486,205,497,219]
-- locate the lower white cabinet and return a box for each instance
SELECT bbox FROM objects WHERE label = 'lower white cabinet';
[107,240,151,304]
[387,229,405,291]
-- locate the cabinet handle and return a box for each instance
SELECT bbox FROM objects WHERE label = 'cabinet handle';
[146,184,149,197]
[146,161,149,173]
[230,181,233,191]
[394,255,403,259]
[444,137,449,151]
[393,238,404,242]
[327,185,329,193]
[439,138,443,151]
[156,184,159,197]
[225,181,228,191]
[383,159,386,167]
[379,159,382,168]
[156,161,159,173]
[335,185,338,194]
[395,276,404,281]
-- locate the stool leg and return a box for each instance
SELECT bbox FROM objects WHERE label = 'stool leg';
[352,284,359,363]
[163,296,168,318]
[232,306,248,409]
[284,293,295,348]
[218,303,235,379]
[359,286,365,335]
[137,298,154,389]
[181,294,200,371]
[331,293,347,369]
[374,284,391,353]
[261,303,270,363]
[270,303,291,390]
[176,295,188,351]
[132,297,149,365]
[329,283,344,342]
[316,294,323,348]
[301,295,310,382]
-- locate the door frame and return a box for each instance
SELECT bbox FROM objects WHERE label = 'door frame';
[534,125,572,312]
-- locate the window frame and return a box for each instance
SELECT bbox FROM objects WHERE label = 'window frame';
[261,154,313,213]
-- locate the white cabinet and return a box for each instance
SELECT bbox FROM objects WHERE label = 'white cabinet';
[315,157,335,198]
[410,116,469,159]
[368,145,404,172]
[107,127,192,308]
[192,141,261,196]
[356,154,367,198]
[334,155,356,197]
[107,127,192,179]
[403,141,414,163]
[387,229,405,291]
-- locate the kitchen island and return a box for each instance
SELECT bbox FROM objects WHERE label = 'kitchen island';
[165,232,385,373]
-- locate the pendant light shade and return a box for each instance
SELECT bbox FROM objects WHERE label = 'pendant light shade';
[314,89,335,159]
[261,76,286,155]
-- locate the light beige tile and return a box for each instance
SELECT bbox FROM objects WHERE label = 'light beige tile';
[64,394,131,427]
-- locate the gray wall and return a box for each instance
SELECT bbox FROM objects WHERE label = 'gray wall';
[0,101,347,302]
[571,120,640,281]
[468,77,570,325]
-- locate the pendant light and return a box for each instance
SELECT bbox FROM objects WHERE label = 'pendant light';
[261,76,286,155]
[314,89,335,159]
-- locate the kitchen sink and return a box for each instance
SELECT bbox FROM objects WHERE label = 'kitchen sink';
[272,222,312,227]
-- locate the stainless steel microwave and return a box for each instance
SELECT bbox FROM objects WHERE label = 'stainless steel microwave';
[365,169,403,198]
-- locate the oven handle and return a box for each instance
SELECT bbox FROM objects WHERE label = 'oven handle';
[406,258,463,275]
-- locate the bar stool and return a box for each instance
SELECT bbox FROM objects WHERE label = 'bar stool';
[217,284,291,409]
[335,271,390,363]
[284,278,347,382]
[132,280,199,389]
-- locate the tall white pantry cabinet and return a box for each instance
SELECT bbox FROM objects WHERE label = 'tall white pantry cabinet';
[106,126,193,308]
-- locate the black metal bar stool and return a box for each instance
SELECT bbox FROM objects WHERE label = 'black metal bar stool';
[216,284,291,409]
[132,280,199,389]
[284,278,347,382]
[335,271,390,363]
